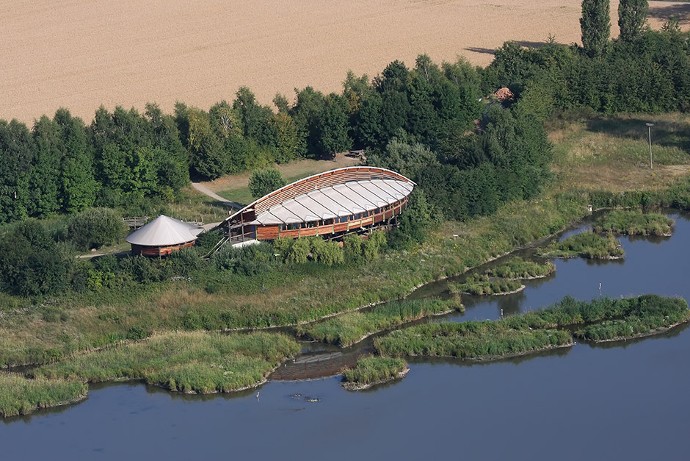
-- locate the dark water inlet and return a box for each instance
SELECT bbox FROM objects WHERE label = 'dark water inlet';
[2,213,690,461]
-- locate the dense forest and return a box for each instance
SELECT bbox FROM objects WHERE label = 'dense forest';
[0,2,689,298]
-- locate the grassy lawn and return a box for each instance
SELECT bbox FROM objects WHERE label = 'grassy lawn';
[209,153,361,204]
[549,113,690,193]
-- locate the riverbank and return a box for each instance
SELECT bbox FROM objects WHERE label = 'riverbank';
[0,373,87,418]
[32,331,300,395]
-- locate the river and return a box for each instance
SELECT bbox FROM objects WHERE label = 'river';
[2,214,690,460]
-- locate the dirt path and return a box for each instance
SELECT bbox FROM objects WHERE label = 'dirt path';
[5,0,686,124]
[191,182,244,210]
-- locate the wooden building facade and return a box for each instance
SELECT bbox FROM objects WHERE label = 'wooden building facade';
[221,167,415,243]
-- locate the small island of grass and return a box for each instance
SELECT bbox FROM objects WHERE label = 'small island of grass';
[375,321,573,361]
[485,257,556,280]
[593,210,674,237]
[297,298,461,347]
[373,295,689,362]
[0,373,87,418]
[449,274,525,296]
[538,232,624,260]
[342,356,409,391]
[573,295,690,342]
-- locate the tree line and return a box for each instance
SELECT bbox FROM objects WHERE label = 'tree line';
[486,1,690,115]
[0,1,687,237]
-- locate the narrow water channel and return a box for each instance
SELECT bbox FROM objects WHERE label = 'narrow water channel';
[2,214,690,461]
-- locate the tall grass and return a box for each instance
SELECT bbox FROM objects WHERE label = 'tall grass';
[0,373,87,417]
[375,321,573,360]
[573,296,690,342]
[33,331,300,394]
[593,210,674,236]
[448,274,524,296]
[485,257,555,279]
[374,295,689,360]
[296,298,461,347]
[539,232,624,259]
[342,356,408,390]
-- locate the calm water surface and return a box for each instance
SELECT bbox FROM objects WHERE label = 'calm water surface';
[2,214,690,461]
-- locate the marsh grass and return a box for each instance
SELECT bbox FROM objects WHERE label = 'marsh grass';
[593,210,674,236]
[448,274,524,296]
[485,257,555,279]
[375,321,573,360]
[573,296,690,342]
[33,331,299,394]
[374,295,689,360]
[538,231,624,259]
[342,356,408,390]
[0,373,87,417]
[296,298,461,347]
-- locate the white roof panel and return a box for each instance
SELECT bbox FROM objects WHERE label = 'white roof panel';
[126,215,203,246]
[253,179,413,225]
[305,190,353,217]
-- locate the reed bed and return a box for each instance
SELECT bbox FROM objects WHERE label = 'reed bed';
[449,274,524,296]
[374,295,688,360]
[593,210,674,236]
[485,257,555,279]
[0,373,87,417]
[342,356,408,390]
[375,321,573,360]
[538,232,624,259]
[33,331,299,394]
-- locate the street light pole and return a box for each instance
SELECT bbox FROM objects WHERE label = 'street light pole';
[646,122,654,170]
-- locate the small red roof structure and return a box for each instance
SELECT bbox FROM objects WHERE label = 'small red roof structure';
[494,87,514,102]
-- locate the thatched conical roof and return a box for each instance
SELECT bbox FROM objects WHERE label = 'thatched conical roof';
[126,215,203,247]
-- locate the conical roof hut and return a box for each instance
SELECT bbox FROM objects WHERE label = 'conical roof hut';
[126,215,204,256]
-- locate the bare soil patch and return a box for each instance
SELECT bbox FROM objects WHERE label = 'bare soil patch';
[4,1,686,124]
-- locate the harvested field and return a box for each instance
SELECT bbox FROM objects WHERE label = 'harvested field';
[4,0,687,124]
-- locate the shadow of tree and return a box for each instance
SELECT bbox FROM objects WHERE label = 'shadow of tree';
[648,3,690,24]
[464,46,495,55]
[586,116,690,153]
[465,40,555,57]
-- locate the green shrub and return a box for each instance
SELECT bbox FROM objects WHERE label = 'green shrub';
[539,232,624,259]
[286,238,310,264]
[342,356,408,389]
[309,237,344,266]
[212,243,276,275]
[248,168,286,199]
[0,220,72,296]
[486,257,555,279]
[593,210,674,236]
[67,208,126,250]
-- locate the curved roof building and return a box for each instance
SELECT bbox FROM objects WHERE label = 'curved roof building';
[222,166,415,243]
[126,215,204,256]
